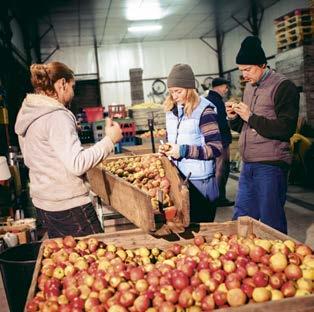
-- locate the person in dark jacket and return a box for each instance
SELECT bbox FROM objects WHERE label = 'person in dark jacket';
[226,36,299,234]
[206,78,234,207]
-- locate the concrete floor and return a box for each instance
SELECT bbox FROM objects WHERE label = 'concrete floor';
[0,176,313,311]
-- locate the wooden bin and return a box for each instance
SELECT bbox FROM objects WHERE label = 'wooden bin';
[26,217,314,311]
[87,155,190,233]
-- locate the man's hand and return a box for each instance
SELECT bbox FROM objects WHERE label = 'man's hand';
[234,102,252,122]
[225,101,238,120]
[105,118,123,144]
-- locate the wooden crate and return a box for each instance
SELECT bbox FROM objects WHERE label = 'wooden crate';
[128,107,166,131]
[87,155,190,233]
[26,217,314,311]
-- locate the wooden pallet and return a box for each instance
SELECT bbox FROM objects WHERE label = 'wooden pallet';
[274,8,314,33]
[277,36,314,52]
[26,217,314,312]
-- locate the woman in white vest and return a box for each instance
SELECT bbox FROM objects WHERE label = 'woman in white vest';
[159,64,222,222]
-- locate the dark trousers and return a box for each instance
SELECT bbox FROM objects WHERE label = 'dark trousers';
[189,177,218,223]
[36,202,103,238]
[232,162,288,234]
[215,145,230,200]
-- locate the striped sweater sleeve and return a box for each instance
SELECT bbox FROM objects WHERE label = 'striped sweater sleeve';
[181,106,222,160]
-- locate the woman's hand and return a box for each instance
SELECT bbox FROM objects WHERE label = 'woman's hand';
[159,143,180,159]
[105,118,123,144]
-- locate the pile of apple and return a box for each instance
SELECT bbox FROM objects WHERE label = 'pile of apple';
[26,233,314,312]
[102,155,173,211]
[140,129,166,139]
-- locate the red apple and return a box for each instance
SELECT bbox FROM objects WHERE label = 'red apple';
[178,287,194,308]
[249,246,265,263]
[63,236,76,248]
[134,295,151,312]
[281,281,296,297]
[284,263,302,280]
[241,283,254,298]
[201,295,215,310]
[194,235,205,246]
[269,273,284,289]
[252,271,269,287]
[296,244,312,257]
[213,290,227,306]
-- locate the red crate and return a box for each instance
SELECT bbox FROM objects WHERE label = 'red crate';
[108,105,127,119]
[84,107,104,123]
[117,119,136,137]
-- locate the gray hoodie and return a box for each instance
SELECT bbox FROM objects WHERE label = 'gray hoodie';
[15,94,114,211]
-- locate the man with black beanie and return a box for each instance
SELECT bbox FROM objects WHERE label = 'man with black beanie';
[206,78,234,207]
[226,36,299,234]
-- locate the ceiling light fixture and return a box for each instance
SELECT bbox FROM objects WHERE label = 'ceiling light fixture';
[128,25,162,33]
[127,7,162,21]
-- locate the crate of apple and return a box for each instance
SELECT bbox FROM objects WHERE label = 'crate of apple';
[26,232,314,311]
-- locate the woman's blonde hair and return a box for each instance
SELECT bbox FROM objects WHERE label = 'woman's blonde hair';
[30,62,74,96]
[163,89,199,117]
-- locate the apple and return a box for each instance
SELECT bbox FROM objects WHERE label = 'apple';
[119,290,136,307]
[209,259,222,271]
[201,295,215,310]
[212,269,226,284]
[64,286,80,301]
[235,256,249,268]
[296,244,312,257]
[284,263,302,280]
[79,284,91,300]
[178,287,194,308]
[194,235,205,246]
[295,289,311,297]
[223,260,236,273]
[192,284,207,302]
[238,244,250,256]
[246,262,259,277]
[108,304,128,312]
[236,266,247,280]
[269,272,284,289]
[270,252,288,272]
[98,289,114,303]
[296,277,312,292]
[198,269,210,284]
[134,294,151,312]
[249,246,266,263]
[252,287,271,302]
[225,273,241,290]
[252,271,269,287]
[213,290,227,306]
[271,243,289,256]
[227,288,246,307]
[63,236,76,248]
[159,302,176,312]
[284,240,296,253]
[241,283,254,298]
[130,267,144,282]
[281,281,296,297]
[255,239,272,253]
[270,289,284,300]
[164,289,179,304]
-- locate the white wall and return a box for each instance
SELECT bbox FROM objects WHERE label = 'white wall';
[42,38,218,108]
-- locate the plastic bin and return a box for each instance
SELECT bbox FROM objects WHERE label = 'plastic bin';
[84,107,104,123]
[0,242,41,312]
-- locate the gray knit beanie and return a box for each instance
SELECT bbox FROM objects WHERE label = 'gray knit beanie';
[167,64,196,89]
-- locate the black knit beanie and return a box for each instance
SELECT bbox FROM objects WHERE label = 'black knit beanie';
[236,36,267,65]
[167,64,196,89]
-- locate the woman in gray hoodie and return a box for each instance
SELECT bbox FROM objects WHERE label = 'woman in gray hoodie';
[15,61,122,238]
